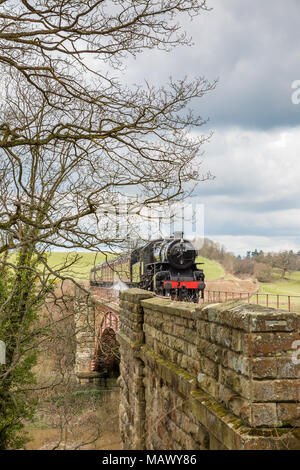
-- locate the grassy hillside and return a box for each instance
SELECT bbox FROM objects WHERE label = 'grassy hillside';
[259,278,300,296]
[254,267,300,311]
[47,251,119,279]
[46,251,115,278]
[7,251,116,280]
[7,251,225,282]
[258,268,300,295]
[49,253,225,281]
[196,256,225,281]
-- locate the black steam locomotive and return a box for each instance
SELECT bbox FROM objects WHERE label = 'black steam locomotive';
[90,232,205,302]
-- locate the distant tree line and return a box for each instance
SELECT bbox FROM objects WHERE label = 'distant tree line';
[199,239,300,282]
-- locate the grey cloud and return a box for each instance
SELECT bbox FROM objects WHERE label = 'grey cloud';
[210,234,300,256]
[204,209,300,238]
[118,1,300,252]
[189,126,300,244]
[124,0,300,129]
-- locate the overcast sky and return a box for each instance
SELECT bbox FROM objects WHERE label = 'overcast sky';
[122,0,300,255]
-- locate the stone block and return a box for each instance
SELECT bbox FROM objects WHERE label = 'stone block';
[199,356,218,380]
[244,332,299,356]
[116,288,300,451]
[277,357,300,378]
[249,403,278,427]
[277,403,300,426]
[227,351,248,375]
[253,379,300,402]
[250,357,277,379]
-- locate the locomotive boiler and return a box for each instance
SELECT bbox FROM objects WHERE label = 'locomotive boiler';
[90,232,205,302]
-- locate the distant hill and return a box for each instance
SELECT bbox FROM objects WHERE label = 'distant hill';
[47,252,225,281]
[196,256,225,280]
[43,252,225,282]
[46,252,116,279]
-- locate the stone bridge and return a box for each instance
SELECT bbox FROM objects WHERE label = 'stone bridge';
[74,286,300,450]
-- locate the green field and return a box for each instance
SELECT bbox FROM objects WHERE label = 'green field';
[257,268,300,295]
[196,256,225,280]
[45,251,116,279]
[195,257,300,312]
[49,253,225,281]
[41,252,225,281]
[48,253,225,281]
[253,268,300,312]
[5,251,225,282]
[6,251,116,280]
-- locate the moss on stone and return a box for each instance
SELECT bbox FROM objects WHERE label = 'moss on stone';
[120,289,155,302]
[141,345,196,393]
[141,297,196,319]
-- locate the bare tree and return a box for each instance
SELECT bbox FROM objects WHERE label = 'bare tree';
[0,77,214,254]
[0,0,216,449]
[0,0,214,150]
[272,251,298,279]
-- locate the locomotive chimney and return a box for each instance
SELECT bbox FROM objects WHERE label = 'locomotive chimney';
[174,231,184,239]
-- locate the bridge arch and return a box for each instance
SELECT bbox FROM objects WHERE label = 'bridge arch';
[91,311,120,375]
[74,285,121,384]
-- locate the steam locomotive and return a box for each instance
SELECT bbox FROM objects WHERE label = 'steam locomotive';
[90,232,205,302]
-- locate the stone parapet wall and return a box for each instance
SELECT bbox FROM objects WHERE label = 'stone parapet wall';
[197,302,300,428]
[118,289,300,450]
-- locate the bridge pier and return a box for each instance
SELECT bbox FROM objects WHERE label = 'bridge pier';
[74,285,96,385]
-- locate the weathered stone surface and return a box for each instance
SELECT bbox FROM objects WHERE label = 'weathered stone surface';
[250,357,278,378]
[244,332,300,356]
[277,403,300,426]
[94,288,300,450]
